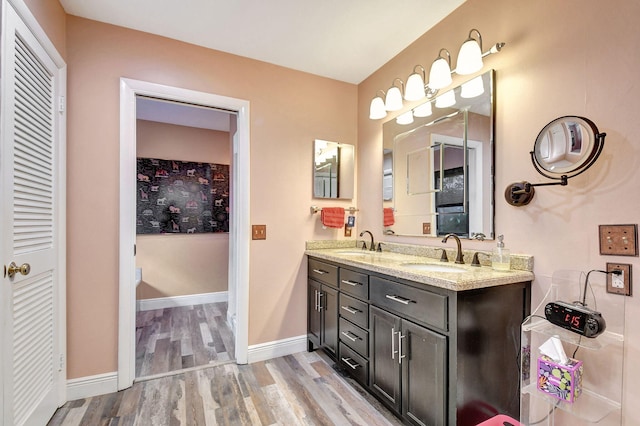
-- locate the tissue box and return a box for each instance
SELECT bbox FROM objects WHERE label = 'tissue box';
[537,355,583,403]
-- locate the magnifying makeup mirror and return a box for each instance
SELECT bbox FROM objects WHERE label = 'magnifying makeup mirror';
[505,116,606,206]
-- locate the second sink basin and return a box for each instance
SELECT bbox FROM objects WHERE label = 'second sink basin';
[400,263,467,273]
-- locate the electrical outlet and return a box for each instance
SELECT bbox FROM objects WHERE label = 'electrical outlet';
[252,225,266,240]
[422,223,431,235]
[344,224,352,237]
[606,262,632,296]
[599,224,638,256]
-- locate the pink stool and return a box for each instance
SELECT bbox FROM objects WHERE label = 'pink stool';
[475,414,523,426]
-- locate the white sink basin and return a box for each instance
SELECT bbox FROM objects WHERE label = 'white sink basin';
[400,263,467,273]
[334,250,371,255]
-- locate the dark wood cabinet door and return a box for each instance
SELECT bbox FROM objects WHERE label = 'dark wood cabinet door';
[322,285,339,356]
[402,320,447,426]
[370,306,401,413]
[307,280,321,349]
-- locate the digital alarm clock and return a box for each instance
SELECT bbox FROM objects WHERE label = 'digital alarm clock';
[544,301,606,338]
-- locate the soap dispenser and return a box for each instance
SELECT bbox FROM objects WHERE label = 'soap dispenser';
[492,234,511,271]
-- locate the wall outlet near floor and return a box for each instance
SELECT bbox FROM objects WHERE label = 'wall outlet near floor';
[606,262,632,296]
[252,224,267,240]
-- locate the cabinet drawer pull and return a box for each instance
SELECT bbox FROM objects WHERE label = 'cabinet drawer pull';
[341,331,360,342]
[341,357,360,370]
[385,294,413,305]
[312,268,328,275]
[318,292,323,311]
[341,305,360,315]
[391,327,398,359]
[341,279,361,286]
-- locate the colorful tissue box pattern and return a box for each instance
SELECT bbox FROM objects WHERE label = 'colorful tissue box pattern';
[537,355,583,403]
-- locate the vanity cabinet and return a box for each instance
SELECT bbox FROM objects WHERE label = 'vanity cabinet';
[307,259,339,357]
[307,255,531,426]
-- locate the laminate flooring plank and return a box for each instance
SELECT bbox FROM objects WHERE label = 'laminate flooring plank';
[183,370,207,426]
[150,337,171,375]
[168,339,182,372]
[196,367,221,425]
[210,363,252,425]
[250,360,275,387]
[237,363,277,425]
[115,384,143,424]
[214,315,235,357]
[189,309,210,367]
[265,357,334,425]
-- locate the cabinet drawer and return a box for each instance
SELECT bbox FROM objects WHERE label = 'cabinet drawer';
[339,342,368,386]
[339,317,369,357]
[339,293,368,329]
[370,276,448,331]
[339,268,369,300]
[308,258,338,287]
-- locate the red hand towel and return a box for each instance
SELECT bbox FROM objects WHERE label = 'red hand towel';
[321,207,345,228]
[383,207,395,227]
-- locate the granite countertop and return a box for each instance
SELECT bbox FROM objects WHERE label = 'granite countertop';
[305,241,534,292]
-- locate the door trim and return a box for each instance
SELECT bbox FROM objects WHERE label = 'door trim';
[118,79,250,390]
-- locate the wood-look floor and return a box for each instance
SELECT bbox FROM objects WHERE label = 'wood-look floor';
[136,302,235,378]
[48,351,402,426]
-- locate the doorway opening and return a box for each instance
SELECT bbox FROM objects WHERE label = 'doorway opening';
[118,79,250,390]
[134,96,236,379]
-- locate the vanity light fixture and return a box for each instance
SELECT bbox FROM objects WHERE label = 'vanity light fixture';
[412,101,433,117]
[385,79,404,111]
[367,28,505,120]
[435,90,456,108]
[429,49,453,90]
[396,111,414,125]
[456,29,484,75]
[460,75,484,98]
[369,90,387,120]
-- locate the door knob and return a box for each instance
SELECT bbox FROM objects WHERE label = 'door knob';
[6,262,30,278]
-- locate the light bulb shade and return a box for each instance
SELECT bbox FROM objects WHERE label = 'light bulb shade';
[435,90,456,108]
[429,57,452,90]
[404,72,426,101]
[460,76,484,98]
[456,38,483,75]
[385,86,403,111]
[412,102,432,117]
[369,96,387,120]
[396,111,414,125]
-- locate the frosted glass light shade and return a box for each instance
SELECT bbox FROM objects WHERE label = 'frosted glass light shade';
[385,86,403,111]
[461,76,484,98]
[456,39,483,75]
[429,57,452,90]
[435,90,456,108]
[396,111,414,125]
[412,102,432,117]
[369,96,387,119]
[404,72,426,101]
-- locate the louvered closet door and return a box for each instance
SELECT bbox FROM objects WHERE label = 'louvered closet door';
[1,2,63,425]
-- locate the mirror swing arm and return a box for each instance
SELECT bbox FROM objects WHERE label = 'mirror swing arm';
[505,116,606,207]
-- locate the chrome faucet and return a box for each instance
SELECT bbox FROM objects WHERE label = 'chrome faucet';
[442,233,464,264]
[359,230,375,251]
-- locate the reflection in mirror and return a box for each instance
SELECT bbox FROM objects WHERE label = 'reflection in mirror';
[382,70,494,239]
[313,139,355,199]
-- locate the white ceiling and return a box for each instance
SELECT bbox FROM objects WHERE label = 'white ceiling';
[59,0,466,84]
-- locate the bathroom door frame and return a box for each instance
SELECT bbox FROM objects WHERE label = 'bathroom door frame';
[118,78,250,390]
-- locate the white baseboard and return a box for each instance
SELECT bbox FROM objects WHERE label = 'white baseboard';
[136,291,228,311]
[67,371,118,401]
[247,334,307,364]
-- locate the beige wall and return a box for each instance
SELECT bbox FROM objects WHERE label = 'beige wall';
[358,0,640,422]
[64,16,357,378]
[136,120,230,299]
[23,0,66,58]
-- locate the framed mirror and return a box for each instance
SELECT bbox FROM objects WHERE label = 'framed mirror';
[313,139,355,199]
[382,70,495,239]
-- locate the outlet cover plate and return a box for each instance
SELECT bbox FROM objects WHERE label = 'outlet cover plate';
[252,224,266,240]
[422,223,431,235]
[606,262,632,296]
[599,224,638,256]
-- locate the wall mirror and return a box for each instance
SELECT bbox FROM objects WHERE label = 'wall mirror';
[313,139,355,199]
[382,70,495,239]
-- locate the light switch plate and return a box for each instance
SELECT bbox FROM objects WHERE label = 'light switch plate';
[599,224,638,256]
[422,223,431,235]
[606,262,632,296]
[252,224,266,240]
